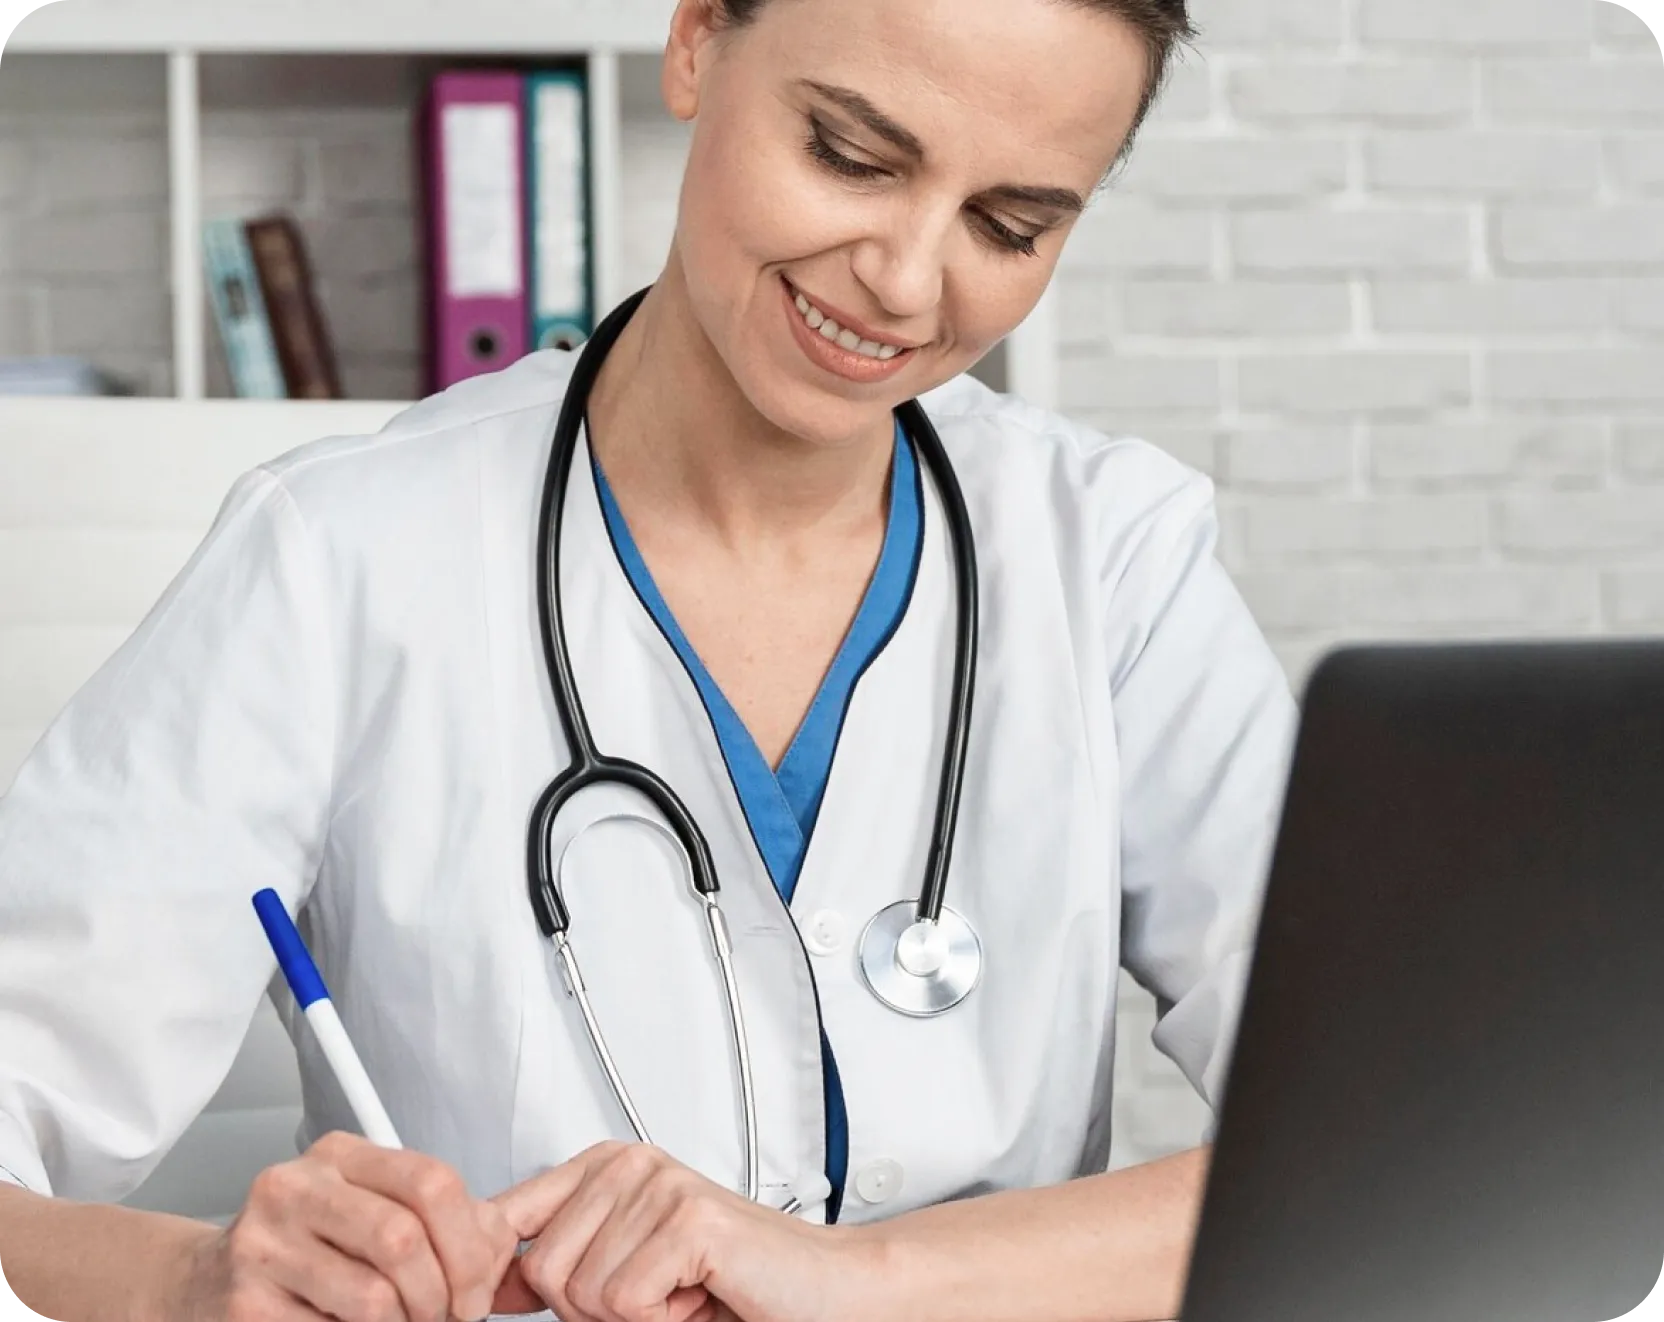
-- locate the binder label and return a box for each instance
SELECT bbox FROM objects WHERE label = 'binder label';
[442,103,524,299]
[532,78,587,319]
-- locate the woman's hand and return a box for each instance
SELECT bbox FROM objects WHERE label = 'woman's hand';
[488,1142,884,1322]
[161,1130,522,1322]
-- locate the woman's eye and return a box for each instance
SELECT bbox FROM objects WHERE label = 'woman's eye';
[805,123,889,180]
[976,212,1042,258]
[803,116,1041,258]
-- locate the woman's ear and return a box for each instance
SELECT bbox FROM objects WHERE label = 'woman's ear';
[662,0,726,122]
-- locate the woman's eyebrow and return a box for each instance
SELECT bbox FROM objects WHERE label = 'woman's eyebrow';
[797,79,1086,216]
[800,79,926,158]
[981,183,1086,216]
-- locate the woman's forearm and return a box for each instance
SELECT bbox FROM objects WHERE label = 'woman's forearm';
[0,1182,216,1322]
[861,1146,1211,1322]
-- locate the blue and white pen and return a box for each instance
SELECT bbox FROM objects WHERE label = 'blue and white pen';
[252,888,403,1150]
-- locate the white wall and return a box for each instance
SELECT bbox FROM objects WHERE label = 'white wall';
[1065,0,1664,682]
[2,0,1663,1214]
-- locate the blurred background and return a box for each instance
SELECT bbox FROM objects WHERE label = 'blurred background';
[0,0,1660,1222]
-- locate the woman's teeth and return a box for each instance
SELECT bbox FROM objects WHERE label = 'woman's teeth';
[793,290,903,361]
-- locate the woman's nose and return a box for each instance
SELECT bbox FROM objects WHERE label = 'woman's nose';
[850,203,951,323]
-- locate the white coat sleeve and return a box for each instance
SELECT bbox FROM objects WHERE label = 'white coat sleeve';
[1102,459,1297,1114]
[0,467,334,1201]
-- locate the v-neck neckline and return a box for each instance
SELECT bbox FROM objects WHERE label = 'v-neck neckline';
[587,419,924,904]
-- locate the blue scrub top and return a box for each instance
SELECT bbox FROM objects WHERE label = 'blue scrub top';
[592,420,923,1221]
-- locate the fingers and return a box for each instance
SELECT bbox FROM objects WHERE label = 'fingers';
[211,1137,521,1322]
[490,1255,551,1317]
[225,1190,409,1322]
[502,1144,741,1322]
[295,1171,451,1322]
[213,1275,343,1322]
[563,1164,710,1321]
[516,1147,655,1321]
[491,1146,598,1240]
[258,1221,420,1322]
[329,1134,517,1321]
[190,1232,342,1322]
[561,1216,707,1322]
[267,1286,348,1322]
[487,1252,710,1322]
[584,1221,720,1322]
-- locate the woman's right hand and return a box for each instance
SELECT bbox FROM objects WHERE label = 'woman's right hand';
[159,1130,523,1322]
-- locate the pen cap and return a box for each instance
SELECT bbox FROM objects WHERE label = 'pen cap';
[253,888,330,1010]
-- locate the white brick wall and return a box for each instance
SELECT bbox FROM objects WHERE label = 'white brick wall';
[1059,0,1664,1168]
[2,0,1663,1192]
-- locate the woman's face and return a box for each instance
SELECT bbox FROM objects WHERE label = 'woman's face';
[663,0,1149,447]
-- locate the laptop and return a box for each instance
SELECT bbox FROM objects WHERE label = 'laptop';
[1180,642,1664,1322]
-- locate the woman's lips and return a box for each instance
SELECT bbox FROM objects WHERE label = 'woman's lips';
[780,276,917,385]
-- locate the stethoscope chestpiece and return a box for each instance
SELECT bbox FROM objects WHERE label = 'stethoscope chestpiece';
[857,900,982,1017]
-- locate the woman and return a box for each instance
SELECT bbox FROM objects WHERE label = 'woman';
[0,0,1296,1319]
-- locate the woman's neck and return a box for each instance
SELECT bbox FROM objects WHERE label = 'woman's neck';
[584,259,894,554]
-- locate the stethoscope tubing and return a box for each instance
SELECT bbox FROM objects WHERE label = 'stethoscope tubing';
[548,810,761,1202]
[528,758,718,936]
[898,396,979,924]
[532,284,979,930]
[523,284,981,1209]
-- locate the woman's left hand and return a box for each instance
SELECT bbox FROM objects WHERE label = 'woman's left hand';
[486,1141,885,1322]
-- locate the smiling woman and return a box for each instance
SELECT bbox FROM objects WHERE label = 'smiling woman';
[0,2,1296,1321]
[585,0,1198,773]
[622,0,1162,455]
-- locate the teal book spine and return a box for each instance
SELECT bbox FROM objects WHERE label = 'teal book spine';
[525,69,593,352]
[203,218,287,398]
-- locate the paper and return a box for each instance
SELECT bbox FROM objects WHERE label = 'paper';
[442,103,523,300]
[532,78,587,320]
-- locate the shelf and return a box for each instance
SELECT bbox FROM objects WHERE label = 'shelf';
[0,17,1059,411]
[0,395,411,448]
[0,46,662,402]
[10,0,679,54]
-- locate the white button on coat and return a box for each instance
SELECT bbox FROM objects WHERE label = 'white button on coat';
[854,1158,905,1204]
[804,909,847,956]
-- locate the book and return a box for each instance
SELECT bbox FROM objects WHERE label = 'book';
[245,215,343,401]
[203,217,286,399]
[0,356,128,396]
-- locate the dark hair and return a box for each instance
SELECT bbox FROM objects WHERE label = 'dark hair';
[711,0,1198,163]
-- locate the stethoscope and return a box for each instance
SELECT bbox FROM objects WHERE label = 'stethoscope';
[524,286,982,1206]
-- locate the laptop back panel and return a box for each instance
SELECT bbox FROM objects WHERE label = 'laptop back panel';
[1181,643,1664,1322]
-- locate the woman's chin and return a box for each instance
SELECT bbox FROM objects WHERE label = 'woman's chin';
[756,385,897,451]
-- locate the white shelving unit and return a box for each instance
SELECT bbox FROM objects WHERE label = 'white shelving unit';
[4,0,1055,410]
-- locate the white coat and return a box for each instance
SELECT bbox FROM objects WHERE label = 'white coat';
[0,351,1296,1226]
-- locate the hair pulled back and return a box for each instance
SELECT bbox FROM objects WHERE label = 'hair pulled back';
[709,0,1197,155]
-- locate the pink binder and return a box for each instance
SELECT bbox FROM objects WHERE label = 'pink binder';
[422,71,529,393]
